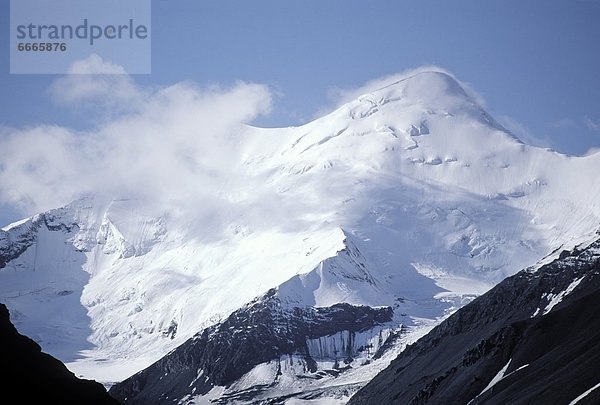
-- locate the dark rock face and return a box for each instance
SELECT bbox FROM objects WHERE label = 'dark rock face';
[0,223,36,269]
[109,289,393,404]
[0,303,119,404]
[349,238,600,405]
[0,212,79,269]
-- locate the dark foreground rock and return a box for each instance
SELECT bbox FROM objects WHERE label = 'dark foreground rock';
[0,303,119,404]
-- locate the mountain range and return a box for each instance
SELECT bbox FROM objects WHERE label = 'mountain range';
[1,70,599,403]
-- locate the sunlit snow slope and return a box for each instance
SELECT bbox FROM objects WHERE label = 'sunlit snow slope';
[1,71,599,384]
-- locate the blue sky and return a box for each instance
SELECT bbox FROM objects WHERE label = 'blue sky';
[1,0,599,225]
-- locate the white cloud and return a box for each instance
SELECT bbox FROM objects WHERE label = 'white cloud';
[47,54,147,115]
[67,54,128,75]
[0,56,273,218]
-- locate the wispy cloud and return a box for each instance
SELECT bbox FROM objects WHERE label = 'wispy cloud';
[498,115,552,149]
[549,116,600,135]
[585,117,600,133]
[549,117,600,133]
[549,118,578,130]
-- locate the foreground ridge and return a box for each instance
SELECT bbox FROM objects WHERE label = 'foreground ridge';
[349,235,600,405]
[0,303,118,404]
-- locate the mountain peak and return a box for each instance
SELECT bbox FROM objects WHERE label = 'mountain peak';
[331,69,507,136]
[369,70,467,98]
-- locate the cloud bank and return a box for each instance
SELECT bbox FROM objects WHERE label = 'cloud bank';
[0,55,272,217]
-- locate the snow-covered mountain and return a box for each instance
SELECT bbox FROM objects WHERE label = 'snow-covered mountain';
[1,70,599,401]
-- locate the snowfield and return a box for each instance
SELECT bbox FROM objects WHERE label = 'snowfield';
[1,70,599,394]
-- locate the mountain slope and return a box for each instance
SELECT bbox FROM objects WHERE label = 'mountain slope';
[0,303,118,404]
[1,69,599,391]
[109,290,394,404]
[348,234,600,405]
